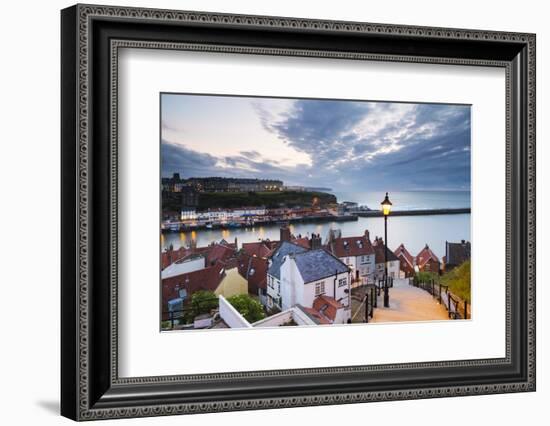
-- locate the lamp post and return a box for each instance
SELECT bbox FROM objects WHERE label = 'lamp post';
[381,192,392,308]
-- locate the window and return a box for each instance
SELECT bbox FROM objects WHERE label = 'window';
[338,278,347,287]
[315,281,325,296]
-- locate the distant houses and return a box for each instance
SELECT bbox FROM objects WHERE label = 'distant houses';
[392,240,470,277]
[372,237,400,281]
[394,244,415,278]
[415,244,441,274]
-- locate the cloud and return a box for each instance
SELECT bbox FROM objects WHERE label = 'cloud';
[162,96,471,192]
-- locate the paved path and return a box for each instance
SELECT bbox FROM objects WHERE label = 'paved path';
[371,279,450,323]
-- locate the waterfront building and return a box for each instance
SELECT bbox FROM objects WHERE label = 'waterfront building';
[372,237,401,281]
[327,229,375,286]
[416,244,441,274]
[442,240,471,271]
[394,244,416,278]
[180,207,197,221]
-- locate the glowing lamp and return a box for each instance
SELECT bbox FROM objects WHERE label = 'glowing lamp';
[381,192,392,216]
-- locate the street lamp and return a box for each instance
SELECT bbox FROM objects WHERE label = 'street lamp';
[381,192,392,308]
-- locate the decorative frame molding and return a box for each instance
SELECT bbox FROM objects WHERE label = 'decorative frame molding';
[61,4,536,421]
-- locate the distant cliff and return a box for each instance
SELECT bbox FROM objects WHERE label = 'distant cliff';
[162,190,337,212]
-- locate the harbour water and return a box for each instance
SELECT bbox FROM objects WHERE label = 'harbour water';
[161,191,471,259]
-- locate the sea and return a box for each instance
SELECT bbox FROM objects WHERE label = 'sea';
[161,191,471,259]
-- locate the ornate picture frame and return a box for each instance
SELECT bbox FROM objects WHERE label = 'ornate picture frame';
[61,4,535,420]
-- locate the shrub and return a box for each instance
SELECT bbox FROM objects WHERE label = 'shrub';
[227,294,266,323]
[441,260,471,303]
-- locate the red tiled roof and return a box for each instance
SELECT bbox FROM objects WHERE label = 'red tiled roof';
[161,261,226,308]
[329,235,374,258]
[394,244,414,267]
[292,237,310,249]
[247,256,268,290]
[241,241,273,258]
[161,247,193,270]
[416,244,440,268]
[313,295,343,321]
[237,252,268,291]
[300,307,331,325]
[205,244,236,266]
[372,238,399,264]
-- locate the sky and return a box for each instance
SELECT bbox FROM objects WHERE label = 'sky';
[161,94,471,192]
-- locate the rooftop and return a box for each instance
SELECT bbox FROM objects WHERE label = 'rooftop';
[394,244,414,267]
[268,241,308,280]
[372,238,399,264]
[293,249,349,283]
[329,234,375,258]
[416,244,440,267]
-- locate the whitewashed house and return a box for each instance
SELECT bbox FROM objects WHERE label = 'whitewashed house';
[327,229,376,286]
[266,241,308,310]
[267,241,352,324]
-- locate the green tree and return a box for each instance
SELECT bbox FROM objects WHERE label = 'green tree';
[440,260,471,303]
[188,290,218,322]
[227,294,266,323]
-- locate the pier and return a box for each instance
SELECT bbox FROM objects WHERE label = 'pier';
[353,208,470,218]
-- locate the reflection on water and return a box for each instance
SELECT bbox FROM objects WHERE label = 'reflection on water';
[162,214,471,259]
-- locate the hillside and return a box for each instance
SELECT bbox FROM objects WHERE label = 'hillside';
[162,191,337,212]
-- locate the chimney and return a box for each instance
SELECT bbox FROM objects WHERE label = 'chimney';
[310,233,322,250]
[364,229,370,241]
[461,239,465,244]
[280,225,291,242]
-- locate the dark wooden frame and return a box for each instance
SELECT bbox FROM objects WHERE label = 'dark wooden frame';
[61,4,536,421]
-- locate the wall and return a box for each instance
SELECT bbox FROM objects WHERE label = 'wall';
[218,295,253,328]
[0,0,547,425]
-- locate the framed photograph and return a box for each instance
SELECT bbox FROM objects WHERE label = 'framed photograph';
[61,4,536,421]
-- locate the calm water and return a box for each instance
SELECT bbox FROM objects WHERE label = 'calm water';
[162,191,471,258]
[333,190,471,211]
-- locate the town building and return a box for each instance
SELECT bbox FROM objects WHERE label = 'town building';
[327,229,375,286]
[238,253,269,305]
[393,243,416,277]
[442,240,471,271]
[416,244,441,274]
[372,237,400,281]
[266,241,308,309]
[161,254,205,279]
[180,207,197,221]
[162,261,247,313]
[265,235,352,324]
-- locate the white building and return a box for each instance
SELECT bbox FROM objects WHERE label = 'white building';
[372,237,400,281]
[231,206,266,218]
[180,207,197,221]
[161,255,205,279]
[266,242,352,324]
[327,229,376,286]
